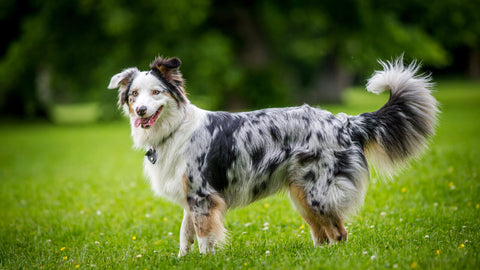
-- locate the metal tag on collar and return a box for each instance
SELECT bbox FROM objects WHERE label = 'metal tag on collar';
[145,149,157,164]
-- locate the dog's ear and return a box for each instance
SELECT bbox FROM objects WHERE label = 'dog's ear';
[108,67,139,89]
[108,67,139,106]
[150,57,183,87]
[150,56,187,104]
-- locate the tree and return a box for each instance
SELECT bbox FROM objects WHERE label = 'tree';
[0,0,213,118]
[256,0,449,103]
[0,0,476,119]
[414,0,480,78]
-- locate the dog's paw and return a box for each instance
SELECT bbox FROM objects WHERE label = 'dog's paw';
[178,248,188,258]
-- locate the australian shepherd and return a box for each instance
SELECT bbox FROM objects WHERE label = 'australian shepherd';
[108,56,439,256]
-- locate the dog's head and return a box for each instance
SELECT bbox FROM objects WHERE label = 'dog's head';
[108,56,188,130]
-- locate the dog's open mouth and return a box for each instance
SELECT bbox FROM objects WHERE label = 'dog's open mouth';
[134,106,163,129]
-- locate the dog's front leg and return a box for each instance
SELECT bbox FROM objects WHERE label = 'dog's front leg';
[188,193,227,254]
[178,209,195,257]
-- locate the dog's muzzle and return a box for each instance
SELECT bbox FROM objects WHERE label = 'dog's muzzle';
[134,106,163,129]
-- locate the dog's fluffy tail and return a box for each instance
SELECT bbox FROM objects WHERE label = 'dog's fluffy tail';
[350,57,439,176]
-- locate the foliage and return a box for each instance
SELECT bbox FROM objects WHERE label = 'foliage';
[0,0,478,119]
[0,80,479,269]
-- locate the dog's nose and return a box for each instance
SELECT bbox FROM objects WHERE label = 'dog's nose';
[136,106,147,116]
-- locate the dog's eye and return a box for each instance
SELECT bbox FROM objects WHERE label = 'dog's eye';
[131,91,139,97]
[152,90,160,95]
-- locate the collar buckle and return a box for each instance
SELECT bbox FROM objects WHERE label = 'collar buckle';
[145,149,157,164]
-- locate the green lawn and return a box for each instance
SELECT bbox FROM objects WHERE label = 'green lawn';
[1,80,479,269]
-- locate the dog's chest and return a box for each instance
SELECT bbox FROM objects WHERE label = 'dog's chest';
[143,143,188,207]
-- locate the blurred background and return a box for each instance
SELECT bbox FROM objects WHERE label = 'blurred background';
[1,0,479,122]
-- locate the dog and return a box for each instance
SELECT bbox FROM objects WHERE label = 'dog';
[108,56,438,256]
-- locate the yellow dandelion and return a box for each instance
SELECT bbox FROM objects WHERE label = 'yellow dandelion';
[132,236,137,240]
[459,244,465,249]
[75,265,80,268]
[63,256,68,260]
[401,187,407,193]
[154,241,158,245]
[436,250,440,255]
[410,261,418,268]
[476,204,479,209]
[449,182,454,188]
[60,247,66,251]
[300,224,305,229]
[244,262,248,266]
[163,217,168,221]
[264,203,270,208]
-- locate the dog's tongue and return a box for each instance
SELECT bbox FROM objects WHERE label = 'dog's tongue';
[134,115,158,128]
[134,117,151,128]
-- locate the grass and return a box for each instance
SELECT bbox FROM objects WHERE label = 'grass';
[51,103,100,124]
[1,79,479,269]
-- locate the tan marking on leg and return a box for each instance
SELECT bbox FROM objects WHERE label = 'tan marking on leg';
[289,184,328,245]
[289,184,348,245]
[191,193,227,254]
[328,218,348,243]
[192,193,227,246]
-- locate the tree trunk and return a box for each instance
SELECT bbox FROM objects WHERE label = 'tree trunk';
[232,7,270,69]
[300,58,353,105]
[468,46,480,79]
[34,65,53,119]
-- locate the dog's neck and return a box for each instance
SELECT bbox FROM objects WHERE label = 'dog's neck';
[155,108,189,146]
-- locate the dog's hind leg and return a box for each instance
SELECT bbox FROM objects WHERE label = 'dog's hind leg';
[322,217,348,243]
[288,184,348,245]
[188,193,227,254]
[178,209,196,257]
[288,184,328,245]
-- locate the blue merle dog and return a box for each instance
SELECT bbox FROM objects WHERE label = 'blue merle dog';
[108,56,439,256]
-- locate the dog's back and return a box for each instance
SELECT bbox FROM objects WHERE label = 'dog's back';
[185,105,367,209]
